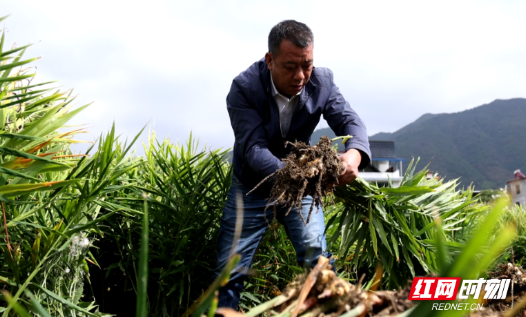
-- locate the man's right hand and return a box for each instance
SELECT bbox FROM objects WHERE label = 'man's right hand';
[338,149,362,186]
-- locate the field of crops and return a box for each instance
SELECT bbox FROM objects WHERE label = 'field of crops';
[1,15,526,317]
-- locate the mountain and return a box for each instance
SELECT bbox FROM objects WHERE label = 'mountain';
[312,98,526,189]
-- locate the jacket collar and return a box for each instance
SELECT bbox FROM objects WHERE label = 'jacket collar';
[270,72,302,101]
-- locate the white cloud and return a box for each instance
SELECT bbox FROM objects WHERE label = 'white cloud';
[2,0,526,150]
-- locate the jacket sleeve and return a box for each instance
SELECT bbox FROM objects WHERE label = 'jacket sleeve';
[322,70,371,169]
[227,78,284,178]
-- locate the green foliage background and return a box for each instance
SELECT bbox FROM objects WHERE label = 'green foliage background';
[2,15,526,317]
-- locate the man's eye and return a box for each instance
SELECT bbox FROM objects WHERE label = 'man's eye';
[285,66,295,70]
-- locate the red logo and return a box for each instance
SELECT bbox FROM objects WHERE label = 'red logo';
[408,277,461,300]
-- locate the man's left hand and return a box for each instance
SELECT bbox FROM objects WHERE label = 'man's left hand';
[338,149,362,186]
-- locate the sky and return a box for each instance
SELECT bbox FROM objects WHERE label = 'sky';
[2,0,526,152]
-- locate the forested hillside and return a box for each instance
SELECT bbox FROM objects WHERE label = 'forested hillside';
[312,98,526,189]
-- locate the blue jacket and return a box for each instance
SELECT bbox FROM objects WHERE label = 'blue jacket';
[227,58,371,194]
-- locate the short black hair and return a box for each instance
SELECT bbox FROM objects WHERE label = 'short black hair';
[268,20,313,56]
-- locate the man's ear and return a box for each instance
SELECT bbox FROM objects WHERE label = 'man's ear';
[265,52,273,71]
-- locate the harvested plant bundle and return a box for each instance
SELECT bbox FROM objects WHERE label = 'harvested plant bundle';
[249,136,345,224]
[328,160,487,288]
[216,256,415,317]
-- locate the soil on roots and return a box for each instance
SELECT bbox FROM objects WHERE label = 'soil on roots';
[249,136,344,225]
[247,261,526,317]
[268,256,415,317]
[467,263,526,317]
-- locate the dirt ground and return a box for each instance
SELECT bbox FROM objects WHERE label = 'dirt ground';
[468,263,526,317]
[263,256,415,317]
[238,261,526,317]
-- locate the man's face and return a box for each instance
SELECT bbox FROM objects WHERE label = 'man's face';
[265,39,313,98]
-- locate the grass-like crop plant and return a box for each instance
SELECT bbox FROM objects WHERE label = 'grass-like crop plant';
[0,16,142,316]
[93,134,232,316]
[495,204,526,266]
[198,198,522,317]
[329,159,486,288]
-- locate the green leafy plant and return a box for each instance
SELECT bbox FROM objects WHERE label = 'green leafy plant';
[493,204,526,268]
[136,197,149,317]
[0,15,144,315]
[408,198,519,317]
[328,159,487,288]
[200,198,520,317]
[94,134,232,316]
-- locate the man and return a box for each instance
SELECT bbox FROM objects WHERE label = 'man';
[213,20,371,310]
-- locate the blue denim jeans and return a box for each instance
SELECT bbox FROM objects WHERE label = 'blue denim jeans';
[213,174,333,310]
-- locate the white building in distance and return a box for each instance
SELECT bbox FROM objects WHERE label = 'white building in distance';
[357,140,405,187]
[507,169,526,206]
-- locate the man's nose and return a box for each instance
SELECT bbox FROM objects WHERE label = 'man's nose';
[293,68,305,81]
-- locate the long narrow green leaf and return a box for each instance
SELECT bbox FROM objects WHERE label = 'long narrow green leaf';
[0,73,35,84]
[352,227,366,268]
[31,284,98,316]
[372,217,392,255]
[0,133,48,141]
[1,180,77,197]
[136,197,149,317]
[390,232,400,262]
[64,211,117,235]
[0,15,9,24]
[0,181,67,194]
[25,291,52,317]
[0,166,39,181]
[0,94,44,108]
[10,80,57,91]
[379,186,434,196]
[0,44,32,58]
[0,291,32,317]
[0,58,39,72]
[434,219,448,270]
[401,243,415,277]
[0,146,66,166]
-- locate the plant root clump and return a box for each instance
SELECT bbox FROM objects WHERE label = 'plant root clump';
[249,136,344,225]
[468,262,526,317]
[258,256,415,317]
[216,260,526,317]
